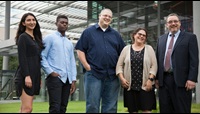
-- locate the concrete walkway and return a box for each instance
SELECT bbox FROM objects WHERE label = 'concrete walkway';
[0,99,20,104]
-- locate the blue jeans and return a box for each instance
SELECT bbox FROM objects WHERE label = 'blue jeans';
[84,71,120,113]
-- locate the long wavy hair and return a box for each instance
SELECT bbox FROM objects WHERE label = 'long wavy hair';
[15,12,44,49]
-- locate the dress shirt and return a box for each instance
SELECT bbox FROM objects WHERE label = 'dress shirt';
[164,30,180,70]
[75,23,125,80]
[41,31,77,83]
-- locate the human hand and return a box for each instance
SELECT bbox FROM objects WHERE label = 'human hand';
[145,80,153,91]
[120,78,129,89]
[50,72,59,77]
[185,80,196,91]
[84,64,91,71]
[25,76,32,88]
[70,81,76,95]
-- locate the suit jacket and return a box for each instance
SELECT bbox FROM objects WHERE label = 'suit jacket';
[156,31,199,87]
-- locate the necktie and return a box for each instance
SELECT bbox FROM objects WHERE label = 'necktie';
[164,34,174,71]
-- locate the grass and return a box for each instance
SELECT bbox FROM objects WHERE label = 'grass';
[0,100,200,113]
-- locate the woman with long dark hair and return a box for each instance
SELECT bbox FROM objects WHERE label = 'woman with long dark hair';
[14,12,44,113]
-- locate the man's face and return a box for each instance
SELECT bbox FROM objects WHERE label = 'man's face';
[56,18,68,33]
[166,16,181,34]
[99,9,113,28]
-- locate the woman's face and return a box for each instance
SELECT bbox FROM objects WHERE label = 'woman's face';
[134,30,147,44]
[22,15,36,31]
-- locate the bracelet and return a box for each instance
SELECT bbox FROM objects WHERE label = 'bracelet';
[148,77,154,82]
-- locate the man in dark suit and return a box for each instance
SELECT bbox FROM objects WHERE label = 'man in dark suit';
[155,13,199,113]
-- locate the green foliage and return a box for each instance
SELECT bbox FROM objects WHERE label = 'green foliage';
[8,56,18,70]
[0,56,18,70]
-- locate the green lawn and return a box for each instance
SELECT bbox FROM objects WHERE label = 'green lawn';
[0,100,200,113]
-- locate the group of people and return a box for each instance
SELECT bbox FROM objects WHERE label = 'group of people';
[14,8,199,113]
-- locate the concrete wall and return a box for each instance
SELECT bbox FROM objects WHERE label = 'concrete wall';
[193,1,200,104]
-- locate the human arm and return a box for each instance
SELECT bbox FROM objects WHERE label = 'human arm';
[40,36,55,76]
[70,81,76,95]
[76,50,91,71]
[17,35,30,77]
[145,73,156,91]
[118,73,129,89]
[148,45,158,80]
[70,43,77,94]
[17,35,33,88]
[185,34,199,90]
[116,46,130,88]
[145,45,158,91]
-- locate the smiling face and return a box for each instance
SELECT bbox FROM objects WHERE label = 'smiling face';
[165,14,181,34]
[22,15,36,31]
[133,29,147,44]
[98,9,113,29]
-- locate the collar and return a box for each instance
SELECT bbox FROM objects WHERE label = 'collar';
[55,31,66,37]
[168,30,181,37]
[94,23,111,31]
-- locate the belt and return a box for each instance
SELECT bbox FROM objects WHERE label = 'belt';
[164,71,173,75]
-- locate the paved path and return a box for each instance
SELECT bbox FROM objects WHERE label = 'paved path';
[0,99,20,104]
[0,98,45,104]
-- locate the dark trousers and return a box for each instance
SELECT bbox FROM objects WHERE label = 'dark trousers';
[46,75,71,113]
[158,72,192,113]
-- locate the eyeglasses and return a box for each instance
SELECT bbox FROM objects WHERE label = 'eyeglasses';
[137,33,146,37]
[167,20,179,24]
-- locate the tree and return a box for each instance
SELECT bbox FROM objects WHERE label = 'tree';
[0,56,18,70]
